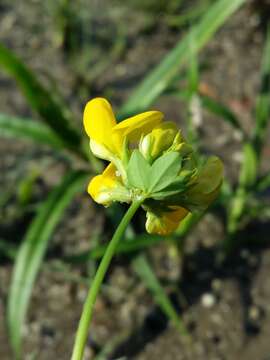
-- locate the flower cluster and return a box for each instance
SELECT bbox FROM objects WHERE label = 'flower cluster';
[84,98,223,235]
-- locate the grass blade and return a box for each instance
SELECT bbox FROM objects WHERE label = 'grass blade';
[132,254,189,337]
[0,113,64,149]
[0,43,82,151]
[65,234,164,263]
[253,26,270,156]
[227,143,257,235]
[256,172,270,192]
[121,0,246,115]
[66,210,212,264]
[7,170,88,358]
[200,95,243,132]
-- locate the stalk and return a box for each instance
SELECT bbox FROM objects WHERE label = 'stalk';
[71,200,142,360]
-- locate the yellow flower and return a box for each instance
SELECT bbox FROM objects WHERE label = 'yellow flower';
[83,97,223,235]
[84,98,163,159]
[145,206,189,236]
[88,163,131,206]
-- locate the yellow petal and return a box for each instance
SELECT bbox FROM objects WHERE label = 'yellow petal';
[88,163,131,205]
[83,98,117,152]
[112,111,163,150]
[146,206,189,235]
[185,156,224,210]
[88,163,118,205]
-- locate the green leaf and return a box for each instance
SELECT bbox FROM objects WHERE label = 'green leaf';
[253,25,270,156]
[176,211,204,237]
[149,152,182,193]
[17,170,39,206]
[256,172,270,192]
[65,233,164,263]
[200,95,243,132]
[0,113,64,149]
[65,209,207,264]
[0,43,82,152]
[151,179,186,200]
[227,143,257,234]
[0,238,17,259]
[187,33,199,95]
[239,143,257,188]
[127,150,151,191]
[7,170,88,358]
[132,254,189,337]
[120,0,246,115]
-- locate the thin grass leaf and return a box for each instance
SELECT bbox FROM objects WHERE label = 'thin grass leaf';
[239,143,257,188]
[175,211,203,237]
[0,113,65,149]
[66,209,215,264]
[0,43,82,152]
[172,90,244,134]
[120,0,246,115]
[227,143,257,235]
[92,331,130,360]
[132,254,189,337]
[200,95,243,132]
[7,170,88,358]
[65,234,164,263]
[253,26,270,156]
[0,239,17,259]
[256,172,270,192]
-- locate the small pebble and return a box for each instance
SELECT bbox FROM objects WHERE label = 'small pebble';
[201,293,216,308]
[248,305,260,321]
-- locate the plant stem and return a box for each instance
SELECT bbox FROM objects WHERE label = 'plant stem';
[71,200,142,360]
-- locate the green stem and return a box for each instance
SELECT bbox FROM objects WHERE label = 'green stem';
[71,200,142,360]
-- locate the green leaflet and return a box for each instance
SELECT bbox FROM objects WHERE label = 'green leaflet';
[127,150,151,191]
[151,178,187,200]
[127,150,183,197]
[148,152,182,193]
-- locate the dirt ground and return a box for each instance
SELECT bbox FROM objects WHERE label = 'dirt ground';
[0,1,270,359]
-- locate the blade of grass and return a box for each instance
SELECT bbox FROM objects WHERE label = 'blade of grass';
[253,26,270,157]
[7,170,88,358]
[0,43,83,153]
[172,90,244,134]
[200,95,243,133]
[120,0,246,115]
[166,0,213,28]
[227,143,257,237]
[132,254,189,337]
[186,35,201,148]
[0,113,65,149]
[67,209,213,263]
[256,172,270,192]
[0,239,17,259]
[64,233,164,263]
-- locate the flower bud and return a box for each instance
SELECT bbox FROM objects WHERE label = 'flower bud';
[139,122,180,161]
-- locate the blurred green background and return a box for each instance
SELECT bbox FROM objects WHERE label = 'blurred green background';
[0,0,270,359]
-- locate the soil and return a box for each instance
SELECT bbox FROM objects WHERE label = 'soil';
[0,1,270,359]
